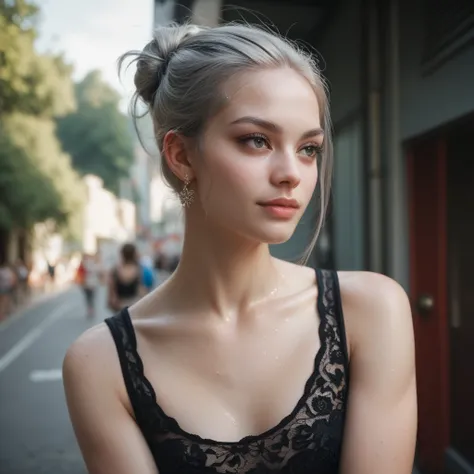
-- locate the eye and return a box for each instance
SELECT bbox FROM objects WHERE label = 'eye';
[299,144,323,159]
[239,133,270,150]
[251,137,267,149]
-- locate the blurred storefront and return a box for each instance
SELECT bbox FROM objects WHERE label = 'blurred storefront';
[153,1,474,472]
[82,174,136,254]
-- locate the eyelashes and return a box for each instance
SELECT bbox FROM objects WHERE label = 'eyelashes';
[238,133,323,158]
[239,133,268,150]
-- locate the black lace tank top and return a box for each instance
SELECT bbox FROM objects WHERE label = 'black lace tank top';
[105,268,349,474]
[113,267,140,299]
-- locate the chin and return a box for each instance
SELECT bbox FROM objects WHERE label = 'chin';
[253,224,297,245]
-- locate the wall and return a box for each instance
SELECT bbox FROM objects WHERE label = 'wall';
[399,0,474,140]
[314,0,366,270]
[333,118,365,270]
[316,0,363,126]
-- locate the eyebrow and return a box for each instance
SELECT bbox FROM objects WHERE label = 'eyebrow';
[230,116,324,140]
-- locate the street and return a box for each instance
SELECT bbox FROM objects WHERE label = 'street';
[0,285,110,474]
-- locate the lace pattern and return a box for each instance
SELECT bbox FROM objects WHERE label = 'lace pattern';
[105,269,349,474]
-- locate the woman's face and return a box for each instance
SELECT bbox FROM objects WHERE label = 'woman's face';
[191,67,323,244]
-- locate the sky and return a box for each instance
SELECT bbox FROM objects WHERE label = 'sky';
[35,0,155,108]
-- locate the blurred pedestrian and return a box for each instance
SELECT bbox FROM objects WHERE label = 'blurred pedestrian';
[78,254,102,318]
[47,260,55,282]
[140,255,155,293]
[14,259,29,303]
[64,22,416,474]
[153,252,164,272]
[106,243,144,312]
[0,259,15,320]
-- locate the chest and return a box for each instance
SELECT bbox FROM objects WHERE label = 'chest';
[135,311,349,474]
[135,311,327,442]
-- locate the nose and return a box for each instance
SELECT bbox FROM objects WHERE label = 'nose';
[269,152,301,189]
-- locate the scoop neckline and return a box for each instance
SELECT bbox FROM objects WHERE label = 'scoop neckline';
[122,268,329,446]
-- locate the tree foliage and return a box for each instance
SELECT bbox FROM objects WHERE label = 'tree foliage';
[0,115,85,237]
[0,126,58,230]
[56,71,135,194]
[0,0,84,239]
[0,0,75,117]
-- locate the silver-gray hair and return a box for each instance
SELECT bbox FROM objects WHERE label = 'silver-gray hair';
[119,22,333,264]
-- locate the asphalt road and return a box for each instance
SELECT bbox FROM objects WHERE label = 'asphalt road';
[0,285,111,474]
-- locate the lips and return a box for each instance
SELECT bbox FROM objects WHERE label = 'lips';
[258,198,300,209]
[257,198,300,220]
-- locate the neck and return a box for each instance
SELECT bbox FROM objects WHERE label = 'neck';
[169,210,281,318]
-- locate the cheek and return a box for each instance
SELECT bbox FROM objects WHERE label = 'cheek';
[197,153,258,202]
[301,163,319,197]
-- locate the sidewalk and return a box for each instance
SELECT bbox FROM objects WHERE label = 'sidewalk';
[0,283,72,330]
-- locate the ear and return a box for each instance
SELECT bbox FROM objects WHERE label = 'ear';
[162,130,195,181]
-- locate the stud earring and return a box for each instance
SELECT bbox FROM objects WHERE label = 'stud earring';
[179,173,195,208]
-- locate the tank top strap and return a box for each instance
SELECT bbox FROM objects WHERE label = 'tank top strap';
[104,309,156,425]
[315,268,350,373]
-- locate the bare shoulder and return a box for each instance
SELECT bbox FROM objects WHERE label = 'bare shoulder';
[64,322,116,368]
[337,270,410,310]
[63,322,123,400]
[63,324,158,473]
[336,271,413,356]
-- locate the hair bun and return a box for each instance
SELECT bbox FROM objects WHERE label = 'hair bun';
[133,24,202,105]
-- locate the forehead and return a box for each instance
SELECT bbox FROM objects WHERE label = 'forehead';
[218,67,322,128]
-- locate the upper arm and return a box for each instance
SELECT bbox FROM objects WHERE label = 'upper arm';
[63,325,158,474]
[339,272,417,474]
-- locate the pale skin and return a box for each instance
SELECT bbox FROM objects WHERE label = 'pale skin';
[63,67,417,473]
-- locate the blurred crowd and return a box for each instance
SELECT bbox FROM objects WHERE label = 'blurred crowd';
[75,242,181,317]
[0,242,181,321]
[0,258,30,320]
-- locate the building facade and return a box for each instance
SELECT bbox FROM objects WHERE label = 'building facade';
[153,1,474,472]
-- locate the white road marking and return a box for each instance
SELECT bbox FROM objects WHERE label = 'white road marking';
[0,302,75,374]
[29,369,63,382]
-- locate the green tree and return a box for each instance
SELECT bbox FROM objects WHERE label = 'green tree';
[0,0,75,117]
[0,128,60,230]
[0,114,85,238]
[56,71,134,194]
[0,0,85,240]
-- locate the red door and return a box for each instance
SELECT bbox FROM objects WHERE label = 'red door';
[445,125,474,471]
[408,123,474,473]
[408,135,450,474]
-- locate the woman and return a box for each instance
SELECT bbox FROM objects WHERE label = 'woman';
[107,243,145,312]
[78,254,102,318]
[0,259,15,320]
[14,259,29,303]
[63,23,417,473]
